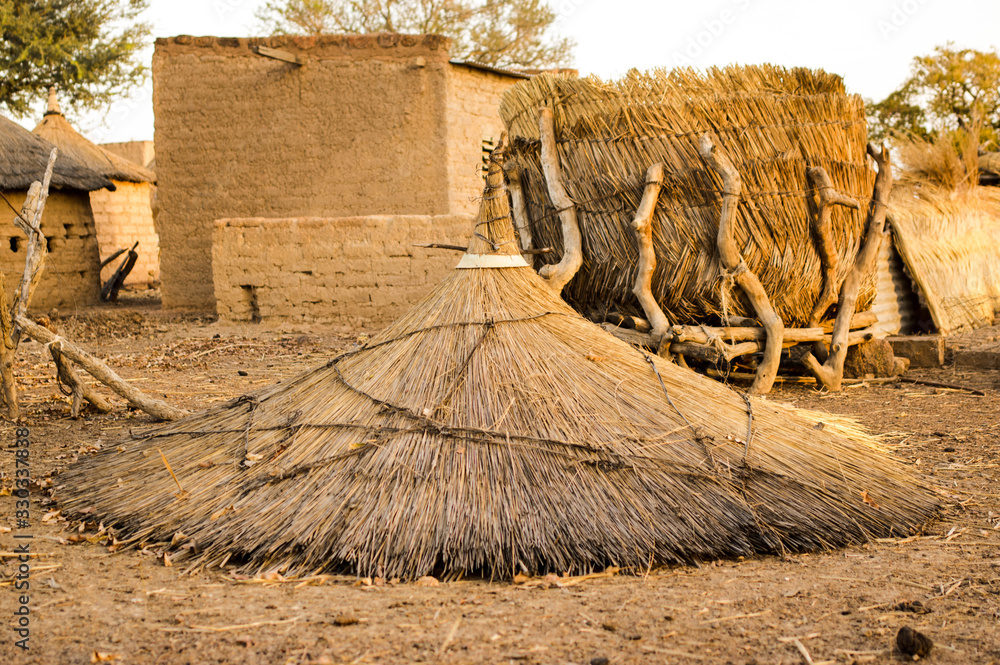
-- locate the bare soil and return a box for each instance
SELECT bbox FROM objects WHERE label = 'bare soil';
[2,304,999,665]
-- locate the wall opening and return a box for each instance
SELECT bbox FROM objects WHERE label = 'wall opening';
[9,237,19,253]
[240,285,261,323]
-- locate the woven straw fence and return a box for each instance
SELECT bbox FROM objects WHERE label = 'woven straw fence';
[889,183,1000,333]
[500,66,877,327]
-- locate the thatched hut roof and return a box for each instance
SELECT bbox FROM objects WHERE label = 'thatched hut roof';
[887,183,1000,333]
[500,66,877,327]
[0,113,113,192]
[33,90,155,185]
[57,142,937,579]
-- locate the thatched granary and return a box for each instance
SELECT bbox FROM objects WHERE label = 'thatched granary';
[0,113,110,309]
[500,67,877,328]
[58,142,937,580]
[34,90,160,286]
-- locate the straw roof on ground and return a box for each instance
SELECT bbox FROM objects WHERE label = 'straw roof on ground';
[500,66,877,327]
[888,183,1000,333]
[0,114,113,192]
[58,144,937,580]
[32,91,155,185]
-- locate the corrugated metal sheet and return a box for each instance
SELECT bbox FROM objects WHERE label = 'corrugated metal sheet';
[873,230,920,335]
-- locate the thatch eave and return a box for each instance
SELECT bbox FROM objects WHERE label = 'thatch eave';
[0,114,115,193]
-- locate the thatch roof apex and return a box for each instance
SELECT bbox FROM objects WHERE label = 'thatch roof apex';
[0,114,114,193]
[33,92,155,185]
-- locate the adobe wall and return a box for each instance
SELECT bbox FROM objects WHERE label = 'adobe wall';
[154,34,456,310]
[213,214,472,326]
[89,181,161,285]
[444,65,519,214]
[100,140,155,169]
[1,190,100,309]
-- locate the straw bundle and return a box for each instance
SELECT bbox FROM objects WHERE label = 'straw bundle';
[500,66,877,327]
[57,143,937,579]
[888,183,1000,333]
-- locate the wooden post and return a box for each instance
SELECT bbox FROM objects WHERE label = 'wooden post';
[800,143,893,391]
[505,163,533,253]
[806,165,861,361]
[536,107,583,293]
[630,163,670,341]
[0,272,17,419]
[11,148,56,348]
[16,316,188,421]
[698,135,784,395]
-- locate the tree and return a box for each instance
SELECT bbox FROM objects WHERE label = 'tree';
[0,0,150,118]
[868,43,1000,145]
[255,0,574,69]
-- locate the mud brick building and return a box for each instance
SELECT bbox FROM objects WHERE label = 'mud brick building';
[153,33,527,311]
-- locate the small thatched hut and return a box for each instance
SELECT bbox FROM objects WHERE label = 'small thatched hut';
[57,142,937,580]
[33,90,159,286]
[500,67,876,327]
[0,113,110,308]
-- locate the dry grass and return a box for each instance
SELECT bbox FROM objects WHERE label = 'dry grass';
[56,143,938,580]
[888,183,1000,333]
[499,65,877,327]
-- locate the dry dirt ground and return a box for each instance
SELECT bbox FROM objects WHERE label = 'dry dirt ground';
[2,301,999,665]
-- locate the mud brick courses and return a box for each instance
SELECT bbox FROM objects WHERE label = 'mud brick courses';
[213,214,472,325]
[89,181,160,285]
[154,34,517,311]
[0,190,101,309]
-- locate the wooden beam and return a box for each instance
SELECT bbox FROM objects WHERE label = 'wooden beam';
[253,46,302,66]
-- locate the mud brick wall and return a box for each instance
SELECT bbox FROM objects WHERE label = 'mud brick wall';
[445,65,518,215]
[100,140,155,169]
[89,181,161,285]
[213,214,473,326]
[0,190,100,309]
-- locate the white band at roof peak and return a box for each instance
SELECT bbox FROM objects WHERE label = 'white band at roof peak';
[456,253,530,269]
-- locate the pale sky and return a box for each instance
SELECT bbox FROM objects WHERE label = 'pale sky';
[27,0,1000,144]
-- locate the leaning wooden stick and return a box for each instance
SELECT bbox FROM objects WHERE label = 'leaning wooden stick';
[536,107,583,293]
[0,272,17,419]
[699,135,784,395]
[16,316,188,421]
[630,163,669,341]
[806,165,860,361]
[505,163,533,252]
[800,143,893,391]
[11,148,57,348]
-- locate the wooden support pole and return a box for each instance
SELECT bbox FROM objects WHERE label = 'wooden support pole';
[16,316,188,421]
[806,165,861,361]
[699,135,784,395]
[51,345,113,417]
[505,163,533,253]
[0,272,17,420]
[536,108,583,293]
[800,143,893,391]
[11,148,56,349]
[630,163,669,340]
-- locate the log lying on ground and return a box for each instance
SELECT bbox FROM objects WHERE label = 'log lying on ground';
[699,135,784,395]
[536,108,583,293]
[16,316,188,421]
[800,143,893,391]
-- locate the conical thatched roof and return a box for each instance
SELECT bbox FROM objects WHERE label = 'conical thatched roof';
[33,89,155,185]
[57,141,938,579]
[0,113,113,192]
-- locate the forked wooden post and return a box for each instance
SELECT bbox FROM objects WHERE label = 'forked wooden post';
[630,163,670,341]
[0,273,17,419]
[806,165,860,361]
[801,143,893,391]
[536,107,583,293]
[504,163,533,253]
[698,135,784,395]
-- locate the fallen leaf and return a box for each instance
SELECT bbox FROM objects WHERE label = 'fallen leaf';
[416,575,439,587]
[91,652,120,663]
[163,553,172,568]
[861,490,880,509]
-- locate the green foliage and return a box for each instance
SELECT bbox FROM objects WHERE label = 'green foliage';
[868,43,1000,147]
[255,0,574,69]
[0,0,150,118]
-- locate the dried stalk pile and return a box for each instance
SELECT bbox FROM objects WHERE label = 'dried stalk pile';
[500,66,877,326]
[57,144,937,580]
